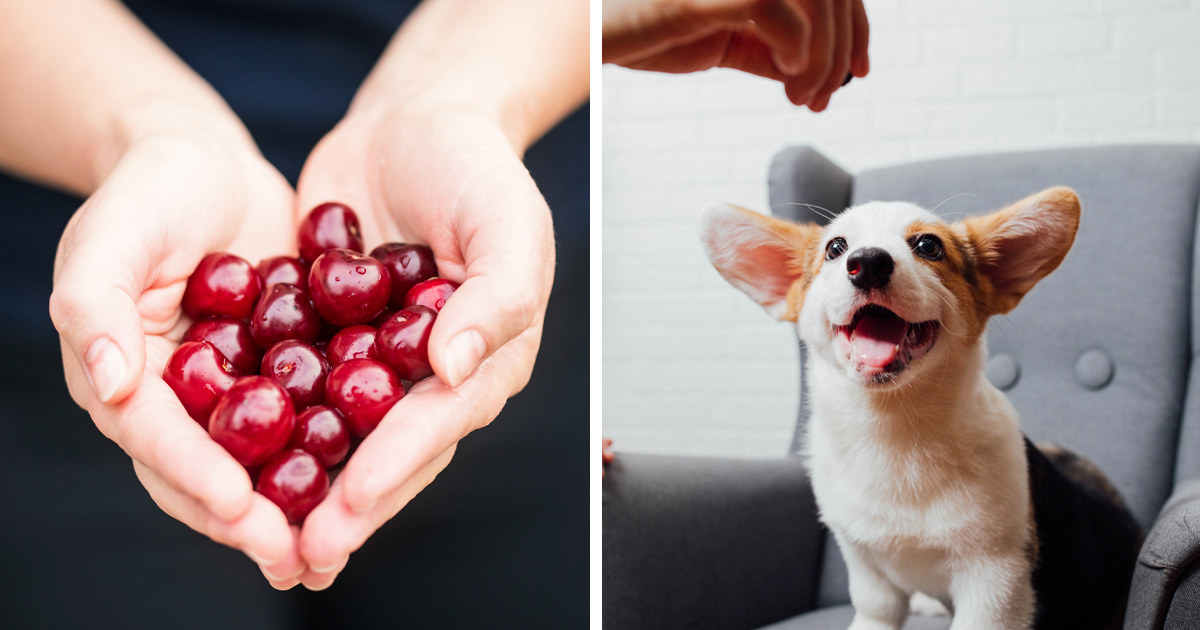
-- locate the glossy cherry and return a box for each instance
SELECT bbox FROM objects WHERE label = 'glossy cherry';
[249,283,322,350]
[257,256,308,292]
[182,317,261,376]
[208,376,296,467]
[370,243,438,309]
[163,340,239,427]
[181,253,263,320]
[288,405,350,468]
[325,359,404,437]
[375,305,436,381]
[298,202,363,263]
[308,249,391,327]
[256,449,329,524]
[260,340,330,410]
[370,306,399,328]
[326,324,378,366]
[403,277,459,313]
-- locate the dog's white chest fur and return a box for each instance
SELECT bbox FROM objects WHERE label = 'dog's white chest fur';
[805,353,1032,607]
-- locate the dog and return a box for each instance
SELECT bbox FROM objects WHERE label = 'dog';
[699,187,1142,630]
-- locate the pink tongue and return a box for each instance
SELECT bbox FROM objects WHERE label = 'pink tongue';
[851,315,909,368]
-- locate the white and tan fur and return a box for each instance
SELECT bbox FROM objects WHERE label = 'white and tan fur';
[699,188,1081,630]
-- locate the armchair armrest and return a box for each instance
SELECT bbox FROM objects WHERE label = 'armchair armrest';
[603,452,824,630]
[1125,478,1200,629]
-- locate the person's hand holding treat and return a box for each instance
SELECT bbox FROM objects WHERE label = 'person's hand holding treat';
[603,0,870,109]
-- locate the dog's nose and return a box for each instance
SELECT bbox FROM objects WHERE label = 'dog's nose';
[847,247,894,290]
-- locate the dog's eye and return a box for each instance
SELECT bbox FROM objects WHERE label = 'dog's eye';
[910,234,945,261]
[825,237,848,261]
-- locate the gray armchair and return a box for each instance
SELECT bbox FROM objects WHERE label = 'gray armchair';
[603,145,1200,629]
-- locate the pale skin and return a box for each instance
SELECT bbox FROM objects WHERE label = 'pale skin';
[2,0,586,591]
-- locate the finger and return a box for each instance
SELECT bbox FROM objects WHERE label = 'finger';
[746,0,813,75]
[134,460,294,565]
[809,0,854,112]
[426,167,554,388]
[849,0,870,77]
[298,555,350,591]
[259,525,308,584]
[338,329,539,512]
[299,446,456,571]
[50,212,150,406]
[88,343,256,521]
[782,0,835,106]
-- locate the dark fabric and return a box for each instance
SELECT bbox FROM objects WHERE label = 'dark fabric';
[1025,437,1142,630]
[757,605,951,630]
[1125,479,1200,630]
[0,1,588,626]
[603,453,824,630]
[1165,560,1200,630]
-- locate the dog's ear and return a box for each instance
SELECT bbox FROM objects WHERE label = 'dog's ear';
[962,187,1081,315]
[699,204,822,321]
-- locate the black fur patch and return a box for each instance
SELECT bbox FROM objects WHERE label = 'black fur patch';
[1026,437,1143,630]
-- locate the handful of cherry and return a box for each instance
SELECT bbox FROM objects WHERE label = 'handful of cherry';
[163,202,458,524]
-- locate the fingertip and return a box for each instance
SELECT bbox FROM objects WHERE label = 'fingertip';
[440,329,486,388]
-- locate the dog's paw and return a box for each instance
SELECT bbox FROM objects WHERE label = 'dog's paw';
[909,592,950,617]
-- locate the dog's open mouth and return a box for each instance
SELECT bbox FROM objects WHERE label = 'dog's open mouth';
[834,304,939,380]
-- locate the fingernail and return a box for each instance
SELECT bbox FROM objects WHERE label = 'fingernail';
[245,550,269,565]
[444,330,486,387]
[85,336,126,403]
[310,557,347,574]
[262,563,301,582]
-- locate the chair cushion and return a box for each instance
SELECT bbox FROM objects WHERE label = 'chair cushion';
[757,605,951,630]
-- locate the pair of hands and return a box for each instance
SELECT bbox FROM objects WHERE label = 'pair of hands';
[604,0,870,109]
[49,101,554,590]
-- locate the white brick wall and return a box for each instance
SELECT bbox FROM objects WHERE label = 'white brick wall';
[602,0,1200,459]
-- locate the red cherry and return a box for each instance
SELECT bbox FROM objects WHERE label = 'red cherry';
[403,277,458,313]
[260,340,330,410]
[181,253,264,320]
[288,406,350,468]
[163,340,239,427]
[182,317,261,376]
[298,202,363,263]
[325,359,404,437]
[375,306,436,381]
[370,243,438,309]
[249,284,322,350]
[257,256,309,292]
[208,376,296,467]
[256,449,329,524]
[307,249,391,327]
[370,306,399,328]
[326,324,378,366]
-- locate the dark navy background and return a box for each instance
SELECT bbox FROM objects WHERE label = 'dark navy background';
[0,1,588,627]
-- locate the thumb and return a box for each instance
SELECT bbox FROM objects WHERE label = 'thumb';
[50,215,151,406]
[427,180,555,389]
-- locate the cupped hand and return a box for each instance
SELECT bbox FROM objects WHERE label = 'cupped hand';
[283,102,556,589]
[48,130,303,580]
[603,0,869,109]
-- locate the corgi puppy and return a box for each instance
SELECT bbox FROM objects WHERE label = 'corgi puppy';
[699,188,1142,630]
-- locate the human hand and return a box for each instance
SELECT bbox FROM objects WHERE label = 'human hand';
[266,101,556,590]
[603,0,869,110]
[48,128,304,581]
